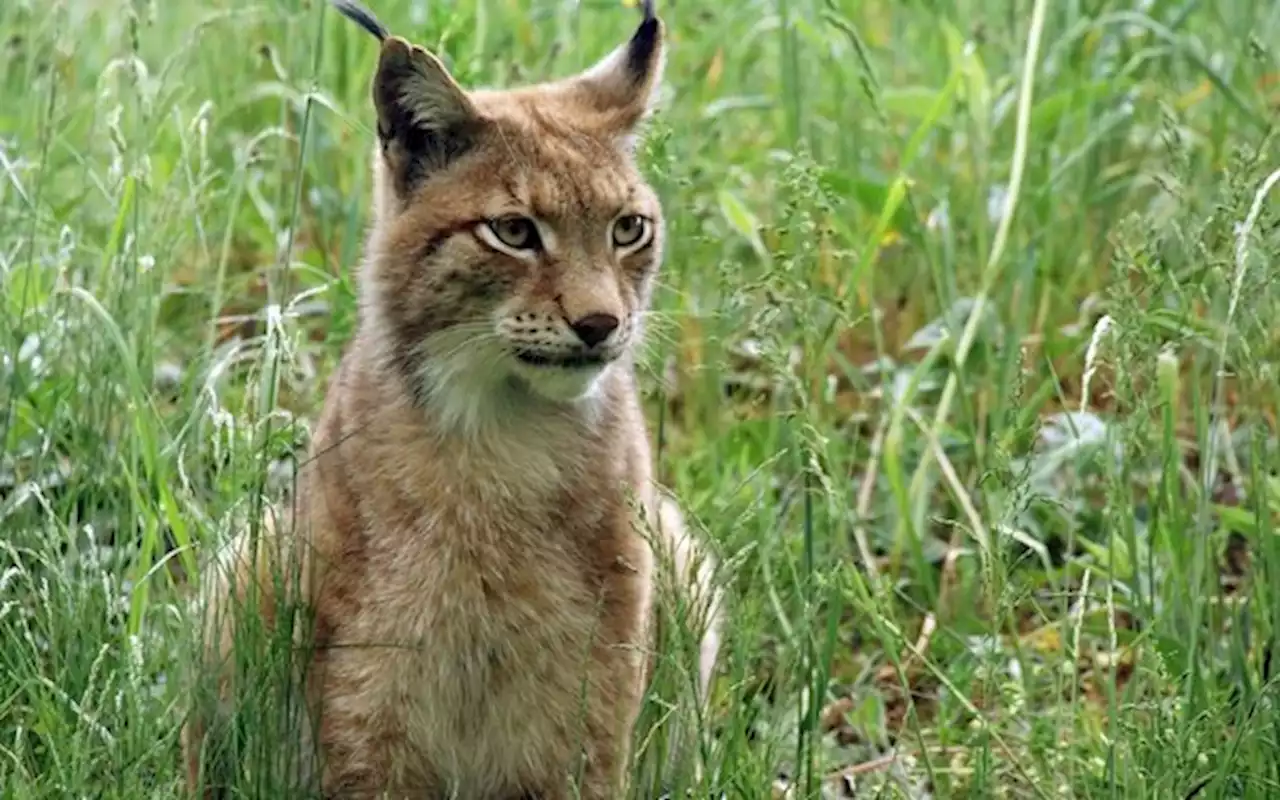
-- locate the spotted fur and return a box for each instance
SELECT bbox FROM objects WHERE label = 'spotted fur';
[182,2,722,798]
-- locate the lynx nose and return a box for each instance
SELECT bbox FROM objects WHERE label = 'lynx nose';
[569,313,620,348]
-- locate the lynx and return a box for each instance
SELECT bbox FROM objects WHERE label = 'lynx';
[181,1,722,798]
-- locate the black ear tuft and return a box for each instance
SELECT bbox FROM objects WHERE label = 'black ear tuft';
[625,16,661,82]
[330,0,389,41]
[564,3,665,134]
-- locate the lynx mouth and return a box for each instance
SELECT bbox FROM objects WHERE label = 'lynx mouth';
[514,349,611,370]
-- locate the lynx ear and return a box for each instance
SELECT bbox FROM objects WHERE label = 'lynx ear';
[568,1,665,134]
[373,37,482,198]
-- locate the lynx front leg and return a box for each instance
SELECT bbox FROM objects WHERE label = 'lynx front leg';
[314,688,409,799]
[562,562,654,800]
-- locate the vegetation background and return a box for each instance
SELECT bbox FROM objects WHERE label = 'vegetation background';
[3,0,1280,796]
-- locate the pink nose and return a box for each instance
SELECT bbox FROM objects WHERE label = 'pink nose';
[569,313,619,347]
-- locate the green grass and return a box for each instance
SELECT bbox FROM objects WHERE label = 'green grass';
[4,0,1280,796]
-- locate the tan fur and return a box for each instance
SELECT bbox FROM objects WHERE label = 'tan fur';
[183,5,721,798]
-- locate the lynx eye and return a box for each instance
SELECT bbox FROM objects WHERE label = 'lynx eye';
[483,216,542,252]
[612,215,650,249]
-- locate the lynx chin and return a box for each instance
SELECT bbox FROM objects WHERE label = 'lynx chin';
[181,0,723,798]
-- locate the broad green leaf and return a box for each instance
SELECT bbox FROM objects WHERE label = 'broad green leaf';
[717,189,769,262]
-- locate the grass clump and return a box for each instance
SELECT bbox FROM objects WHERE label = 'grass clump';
[3,0,1280,797]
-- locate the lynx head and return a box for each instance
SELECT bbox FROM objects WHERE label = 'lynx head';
[337,0,667,432]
